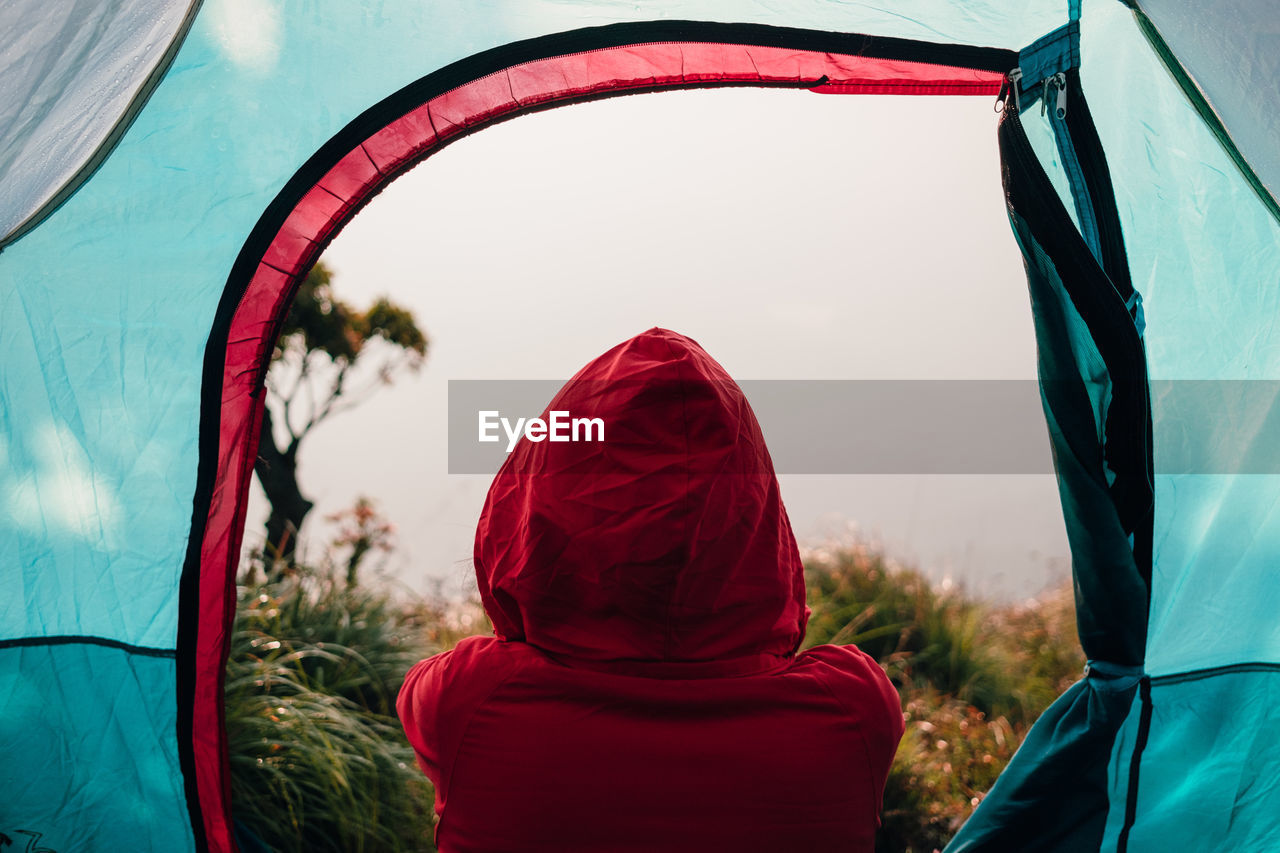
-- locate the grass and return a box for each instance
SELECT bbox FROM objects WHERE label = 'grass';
[226,544,1081,852]
[225,575,443,852]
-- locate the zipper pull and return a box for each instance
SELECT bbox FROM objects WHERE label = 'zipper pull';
[1041,72,1068,119]
[1052,72,1068,119]
[996,67,1022,113]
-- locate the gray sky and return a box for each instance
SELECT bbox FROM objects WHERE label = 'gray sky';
[245,87,1071,601]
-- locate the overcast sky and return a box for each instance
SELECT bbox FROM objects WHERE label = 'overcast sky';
[244,87,1071,601]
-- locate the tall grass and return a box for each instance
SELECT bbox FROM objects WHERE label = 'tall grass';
[225,575,442,852]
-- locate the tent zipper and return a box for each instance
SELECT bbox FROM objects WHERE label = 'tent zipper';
[997,75,1153,548]
[1001,65,1138,313]
[1042,71,1068,119]
[1058,69,1136,308]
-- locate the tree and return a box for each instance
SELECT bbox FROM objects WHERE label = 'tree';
[255,261,427,569]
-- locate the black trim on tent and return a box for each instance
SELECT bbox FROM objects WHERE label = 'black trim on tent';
[999,90,1153,549]
[216,20,1019,388]
[1117,676,1154,853]
[178,465,213,849]
[1116,663,1280,848]
[1043,68,1152,560]
[1151,660,1280,686]
[184,21,1012,852]
[1060,69,1133,301]
[0,635,176,658]
[1060,71,1154,590]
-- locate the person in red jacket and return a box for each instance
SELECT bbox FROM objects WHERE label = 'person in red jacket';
[398,328,903,852]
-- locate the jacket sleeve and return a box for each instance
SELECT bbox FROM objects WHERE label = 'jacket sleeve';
[396,636,526,815]
[397,649,455,784]
[803,643,906,819]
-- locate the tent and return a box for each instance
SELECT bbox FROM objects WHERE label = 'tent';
[2,2,1278,850]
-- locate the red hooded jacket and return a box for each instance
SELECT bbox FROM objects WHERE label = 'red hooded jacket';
[398,328,903,851]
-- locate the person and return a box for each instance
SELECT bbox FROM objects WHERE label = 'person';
[398,328,904,851]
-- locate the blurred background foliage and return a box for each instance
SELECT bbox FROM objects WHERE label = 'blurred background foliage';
[803,543,1081,851]
[227,533,1081,852]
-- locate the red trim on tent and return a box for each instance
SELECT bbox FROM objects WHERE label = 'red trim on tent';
[194,40,1002,851]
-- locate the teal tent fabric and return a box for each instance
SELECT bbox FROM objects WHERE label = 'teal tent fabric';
[0,645,193,849]
[3,2,1280,850]
[949,81,1150,850]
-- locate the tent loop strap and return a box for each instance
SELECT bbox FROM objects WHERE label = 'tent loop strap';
[1084,659,1146,690]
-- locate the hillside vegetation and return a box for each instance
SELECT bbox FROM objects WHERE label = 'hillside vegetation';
[228,544,1081,852]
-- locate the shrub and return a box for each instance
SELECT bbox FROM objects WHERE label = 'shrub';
[878,690,1020,853]
[803,544,1018,721]
[225,575,443,852]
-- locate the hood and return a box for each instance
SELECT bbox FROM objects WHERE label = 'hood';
[473,328,809,667]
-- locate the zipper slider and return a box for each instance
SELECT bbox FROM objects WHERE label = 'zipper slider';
[1040,72,1068,119]
[996,67,1022,113]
